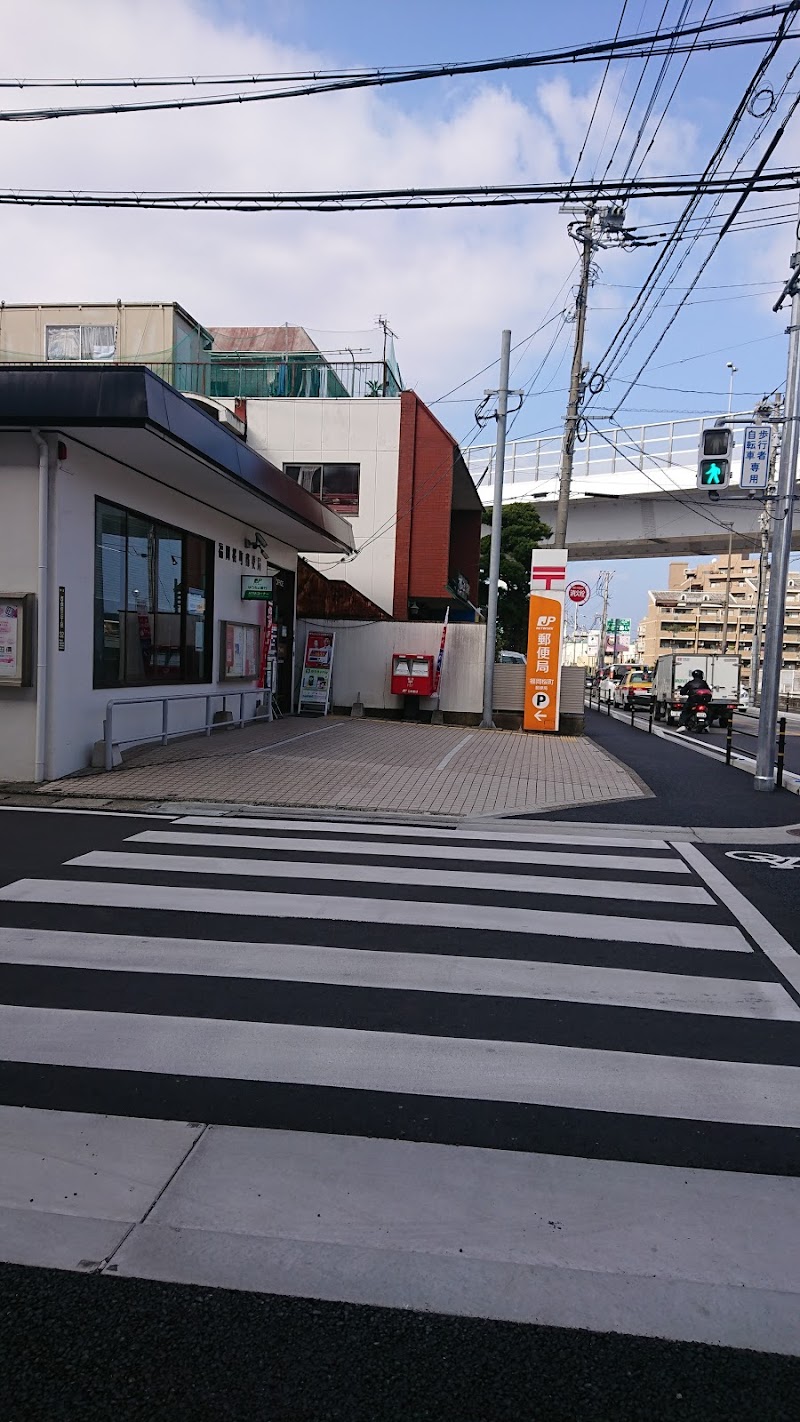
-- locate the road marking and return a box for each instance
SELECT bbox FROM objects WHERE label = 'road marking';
[433,734,475,772]
[69,851,713,906]
[675,842,800,996]
[1,1005,796,1125]
[0,927,790,1018]
[0,879,750,952]
[248,722,345,755]
[131,828,689,874]
[176,816,673,852]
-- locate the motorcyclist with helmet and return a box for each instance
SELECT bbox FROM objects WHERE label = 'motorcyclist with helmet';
[675,668,712,733]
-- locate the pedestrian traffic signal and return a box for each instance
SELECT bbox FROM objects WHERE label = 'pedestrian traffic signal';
[697,426,733,489]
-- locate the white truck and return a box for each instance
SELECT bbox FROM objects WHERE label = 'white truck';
[652,653,740,727]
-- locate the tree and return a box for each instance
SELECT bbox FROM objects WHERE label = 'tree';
[479,503,552,652]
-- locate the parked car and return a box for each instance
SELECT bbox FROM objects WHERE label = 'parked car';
[497,650,526,665]
[614,668,654,712]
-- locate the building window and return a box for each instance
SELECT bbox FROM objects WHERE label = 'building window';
[284,462,360,516]
[93,498,213,687]
[46,323,116,362]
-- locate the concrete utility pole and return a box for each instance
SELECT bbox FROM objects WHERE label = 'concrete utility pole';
[597,570,612,675]
[755,210,800,791]
[721,525,734,653]
[749,398,781,704]
[481,329,512,729]
[554,212,594,548]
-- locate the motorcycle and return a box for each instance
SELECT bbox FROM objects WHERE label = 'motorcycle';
[686,689,713,733]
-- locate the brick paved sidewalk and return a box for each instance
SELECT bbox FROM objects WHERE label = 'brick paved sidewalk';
[40,716,645,819]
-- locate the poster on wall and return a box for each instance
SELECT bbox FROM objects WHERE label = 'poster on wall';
[298,631,336,715]
[221,620,262,680]
[0,597,33,687]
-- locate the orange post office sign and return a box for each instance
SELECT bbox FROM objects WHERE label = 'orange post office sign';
[523,550,568,733]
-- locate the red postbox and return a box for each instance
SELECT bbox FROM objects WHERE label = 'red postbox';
[391,652,435,697]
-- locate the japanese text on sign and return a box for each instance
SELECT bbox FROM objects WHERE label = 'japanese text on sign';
[740,425,771,490]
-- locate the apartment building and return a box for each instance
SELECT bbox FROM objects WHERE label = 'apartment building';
[642,553,800,681]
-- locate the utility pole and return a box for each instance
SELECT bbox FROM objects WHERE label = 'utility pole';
[481,329,512,729]
[749,397,781,703]
[554,211,594,548]
[750,508,770,702]
[597,570,612,675]
[721,525,734,653]
[755,208,800,791]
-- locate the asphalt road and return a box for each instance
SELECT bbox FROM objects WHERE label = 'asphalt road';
[0,806,797,1421]
[2,1263,799,1422]
[548,707,800,827]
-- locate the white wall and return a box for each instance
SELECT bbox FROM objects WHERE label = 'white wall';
[0,435,299,781]
[233,399,402,615]
[0,435,39,779]
[296,619,485,715]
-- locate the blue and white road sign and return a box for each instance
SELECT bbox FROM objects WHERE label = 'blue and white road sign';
[740,424,772,489]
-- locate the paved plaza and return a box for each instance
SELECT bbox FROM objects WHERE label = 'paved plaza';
[39,716,645,818]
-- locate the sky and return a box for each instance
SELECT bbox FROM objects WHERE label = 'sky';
[1,0,798,631]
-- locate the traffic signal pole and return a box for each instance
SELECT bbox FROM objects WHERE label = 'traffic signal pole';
[755,224,800,791]
[481,329,512,729]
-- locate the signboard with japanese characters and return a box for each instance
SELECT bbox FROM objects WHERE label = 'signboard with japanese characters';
[298,631,336,715]
[0,595,33,687]
[740,424,772,490]
[523,549,568,734]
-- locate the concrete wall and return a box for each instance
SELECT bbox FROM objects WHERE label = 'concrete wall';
[296,619,485,716]
[226,398,402,616]
[0,434,40,777]
[0,435,299,782]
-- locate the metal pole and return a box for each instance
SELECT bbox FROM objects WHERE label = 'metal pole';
[755,223,800,791]
[750,506,771,704]
[554,210,594,547]
[597,571,611,677]
[721,525,733,653]
[481,328,512,729]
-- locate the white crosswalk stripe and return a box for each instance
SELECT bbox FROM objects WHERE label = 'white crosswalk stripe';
[1,813,799,1351]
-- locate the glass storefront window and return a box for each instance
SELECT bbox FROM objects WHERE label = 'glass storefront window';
[93,499,213,688]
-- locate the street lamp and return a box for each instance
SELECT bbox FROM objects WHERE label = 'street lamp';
[726,361,738,415]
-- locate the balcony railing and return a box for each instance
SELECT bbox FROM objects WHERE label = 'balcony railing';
[3,354,402,400]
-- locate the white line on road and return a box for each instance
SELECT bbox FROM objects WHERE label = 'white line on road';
[176,815,674,852]
[0,927,790,1018]
[69,850,713,906]
[433,733,475,772]
[1,1005,796,1125]
[675,841,800,996]
[0,879,750,951]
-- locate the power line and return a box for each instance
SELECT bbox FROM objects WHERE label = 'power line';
[0,168,797,212]
[0,6,793,121]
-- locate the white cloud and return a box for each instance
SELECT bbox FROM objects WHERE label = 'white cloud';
[0,0,706,426]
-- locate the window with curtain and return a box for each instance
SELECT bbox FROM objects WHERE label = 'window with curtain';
[45,323,116,361]
[93,499,213,687]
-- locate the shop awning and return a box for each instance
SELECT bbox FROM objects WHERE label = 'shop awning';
[0,364,355,556]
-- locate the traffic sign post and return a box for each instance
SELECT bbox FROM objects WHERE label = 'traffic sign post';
[566,580,590,606]
[740,424,772,490]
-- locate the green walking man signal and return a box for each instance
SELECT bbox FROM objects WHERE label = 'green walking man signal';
[697,426,733,489]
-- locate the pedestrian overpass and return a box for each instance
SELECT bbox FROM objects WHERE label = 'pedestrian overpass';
[464,413,795,560]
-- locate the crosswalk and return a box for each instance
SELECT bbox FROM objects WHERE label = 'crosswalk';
[1,813,798,1154]
[1,812,799,1350]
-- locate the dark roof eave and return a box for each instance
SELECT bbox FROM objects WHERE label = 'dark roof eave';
[0,363,355,556]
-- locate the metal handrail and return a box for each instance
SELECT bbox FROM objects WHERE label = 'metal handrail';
[103,686,271,772]
[466,410,745,488]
